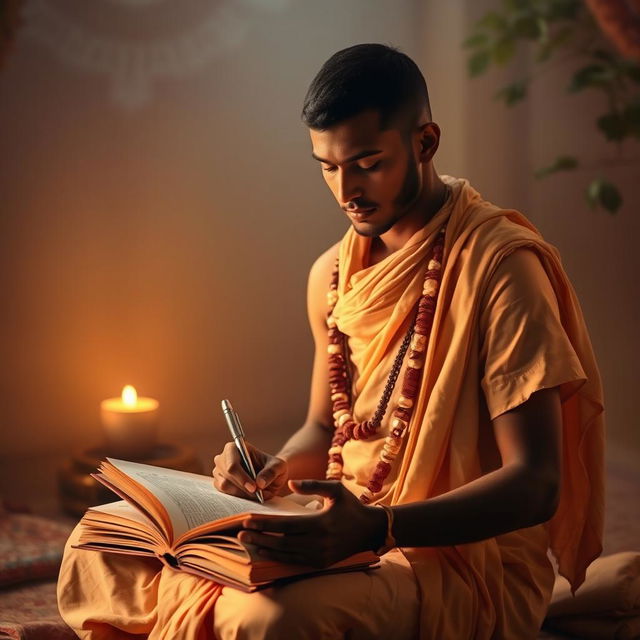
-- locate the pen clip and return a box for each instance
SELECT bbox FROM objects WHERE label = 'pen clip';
[232,411,245,439]
[221,399,244,439]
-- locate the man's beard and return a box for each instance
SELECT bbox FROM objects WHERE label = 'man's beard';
[353,152,421,238]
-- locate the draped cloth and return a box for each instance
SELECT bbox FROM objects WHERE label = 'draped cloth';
[57,524,224,639]
[332,175,605,638]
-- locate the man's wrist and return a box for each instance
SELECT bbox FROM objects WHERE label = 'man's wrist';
[375,504,397,555]
[366,504,393,555]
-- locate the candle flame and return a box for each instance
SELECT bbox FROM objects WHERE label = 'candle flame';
[121,385,138,407]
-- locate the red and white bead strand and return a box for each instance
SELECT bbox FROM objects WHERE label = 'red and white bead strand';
[325,227,446,503]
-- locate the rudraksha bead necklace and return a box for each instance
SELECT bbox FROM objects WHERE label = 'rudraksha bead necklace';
[325,225,446,504]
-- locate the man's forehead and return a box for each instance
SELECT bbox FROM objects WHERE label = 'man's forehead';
[309,110,401,163]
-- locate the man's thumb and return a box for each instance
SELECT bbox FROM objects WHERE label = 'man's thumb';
[255,457,283,489]
[288,479,342,498]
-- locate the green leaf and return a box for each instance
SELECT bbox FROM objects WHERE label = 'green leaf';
[495,81,528,105]
[535,25,573,62]
[535,155,579,179]
[545,0,582,21]
[585,179,600,209]
[492,37,516,64]
[623,102,640,138]
[537,17,550,42]
[592,51,640,85]
[586,178,622,213]
[478,11,508,32]
[512,13,543,39]
[504,0,530,11]
[620,61,640,84]
[600,182,622,213]
[598,103,640,141]
[592,48,615,63]
[597,112,627,141]
[463,32,489,49]
[568,64,614,92]
[468,50,491,77]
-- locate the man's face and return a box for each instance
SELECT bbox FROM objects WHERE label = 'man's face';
[309,110,423,238]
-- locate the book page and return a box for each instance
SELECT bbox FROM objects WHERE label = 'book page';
[79,500,162,551]
[89,499,155,527]
[107,459,309,539]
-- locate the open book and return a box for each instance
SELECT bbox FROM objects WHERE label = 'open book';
[74,459,380,591]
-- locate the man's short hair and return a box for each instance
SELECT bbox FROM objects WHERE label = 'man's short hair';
[301,43,431,133]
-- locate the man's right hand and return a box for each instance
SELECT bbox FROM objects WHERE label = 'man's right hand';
[212,442,289,501]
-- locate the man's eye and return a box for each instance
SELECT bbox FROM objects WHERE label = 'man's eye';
[322,161,380,173]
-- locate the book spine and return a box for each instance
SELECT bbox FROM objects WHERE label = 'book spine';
[158,552,180,569]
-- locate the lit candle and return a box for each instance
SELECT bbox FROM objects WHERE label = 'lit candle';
[100,385,159,459]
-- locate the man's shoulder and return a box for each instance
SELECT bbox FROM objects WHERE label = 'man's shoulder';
[449,201,545,275]
[308,241,340,285]
[307,241,341,326]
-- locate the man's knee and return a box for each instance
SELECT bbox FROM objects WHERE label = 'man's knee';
[63,521,84,553]
[215,585,327,640]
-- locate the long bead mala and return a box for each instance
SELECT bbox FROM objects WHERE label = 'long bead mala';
[325,226,446,504]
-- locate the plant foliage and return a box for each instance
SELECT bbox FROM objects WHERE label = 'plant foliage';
[465,0,640,213]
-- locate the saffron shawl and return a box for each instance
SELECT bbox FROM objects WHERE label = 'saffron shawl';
[332,175,605,638]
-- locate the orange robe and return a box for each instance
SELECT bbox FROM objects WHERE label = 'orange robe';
[335,175,604,638]
[57,175,604,639]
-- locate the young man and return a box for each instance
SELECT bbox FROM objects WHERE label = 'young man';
[58,44,605,639]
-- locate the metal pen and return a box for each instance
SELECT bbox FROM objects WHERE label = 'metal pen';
[221,399,264,503]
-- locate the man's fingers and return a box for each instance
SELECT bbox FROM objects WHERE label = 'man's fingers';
[243,514,311,535]
[288,479,343,498]
[241,542,314,567]
[212,468,254,499]
[238,530,290,551]
[219,442,255,488]
[238,533,326,567]
[222,442,246,474]
[213,443,282,495]
[212,469,241,495]
[255,469,273,490]
[255,457,285,489]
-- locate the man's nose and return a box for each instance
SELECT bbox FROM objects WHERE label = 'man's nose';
[336,169,362,206]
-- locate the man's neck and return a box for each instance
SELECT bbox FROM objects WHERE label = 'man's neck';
[369,174,448,265]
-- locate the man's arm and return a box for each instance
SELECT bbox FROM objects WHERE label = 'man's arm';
[387,249,566,547]
[240,387,563,566]
[259,243,340,488]
[387,386,562,547]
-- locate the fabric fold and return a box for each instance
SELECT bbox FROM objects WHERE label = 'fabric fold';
[334,175,605,638]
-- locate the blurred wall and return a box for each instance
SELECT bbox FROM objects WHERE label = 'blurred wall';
[0,0,422,459]
[0,0,637,468]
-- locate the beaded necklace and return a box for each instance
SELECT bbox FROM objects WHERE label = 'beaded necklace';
[324,224,446,504]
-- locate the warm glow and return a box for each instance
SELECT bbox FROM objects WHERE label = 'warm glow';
[121,385,138,407]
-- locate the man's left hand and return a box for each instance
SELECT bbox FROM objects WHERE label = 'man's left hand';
[238,479,384,568]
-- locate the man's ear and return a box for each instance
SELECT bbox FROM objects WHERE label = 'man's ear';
[418,122,440,162]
